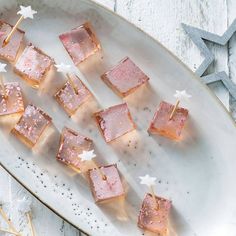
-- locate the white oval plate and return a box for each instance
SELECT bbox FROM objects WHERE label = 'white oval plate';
[1,0,236,235]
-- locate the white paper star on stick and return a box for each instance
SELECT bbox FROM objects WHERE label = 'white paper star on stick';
[17,6,37,19]
[55,63,74,74]
[17,197,32,213]
[174,90,192,100]
[55,63,77,92]
[169,90,192,120]
[139,174,156,187]
[0,201,19,235]
[79,150,96,162]
[139,174,159,210]
[3,5,37,46]
[79,150,107,180]
[17,197,35,236]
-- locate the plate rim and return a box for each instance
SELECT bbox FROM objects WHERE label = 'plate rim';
[1,0,236,235]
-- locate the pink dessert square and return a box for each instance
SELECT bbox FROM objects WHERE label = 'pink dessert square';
[148,101,188,140]
[0,82,24,116]
[0,21,24,62]
[88,164,124,202]
[138,193,171,234]
[56,127,93,172]
[59,22,101,66]
[12,104,52,147]
[54,74,91,116]
[101,57,149,97]
[94,103,136,143]
[14,44,54,88]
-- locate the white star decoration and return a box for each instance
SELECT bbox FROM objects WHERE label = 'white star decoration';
[55,63,73,74]
[79,150,96,162]
[0,63,7,73]
[17,5,37,19]
[16,197,32,213]
[139,174,157,187]
[174,90,192,100]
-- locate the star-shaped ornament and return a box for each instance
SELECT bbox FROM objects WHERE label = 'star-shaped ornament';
[182,20,236,118]
[174,90,192,100]
[17,5,37,19]
[55,63,74,74]
[17,197,32,213]
[139,174,157,187]
[79,150,96,162]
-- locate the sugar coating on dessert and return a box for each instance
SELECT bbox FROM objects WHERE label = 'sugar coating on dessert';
[57,127,92,171]
[138,193,171,234]
[95,103,135,142]
[88,164,124,202]
[13,104,52,146]
[14,45,53,85]
[0,82,24,116]
[55,75,91,115]
[102,57,149,97]
[0,21,24,62]
[59,22,100,65]
[149,101,188,140]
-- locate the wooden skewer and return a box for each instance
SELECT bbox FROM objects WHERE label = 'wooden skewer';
[0,208,19,234]
[0,75,6,98]
[66,73,78,95]
[74,147,107,180]
[3,15,24,46]
[91,160,107,181]
[169,100,180,120]
[0,228,20,236]
[26,212,35,236]
[150,185,159,211]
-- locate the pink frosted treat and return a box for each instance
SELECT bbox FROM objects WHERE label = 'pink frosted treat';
[94,103,136,143]
[0,82,24,116]
[101,57,149,97]
[14,44,54,88]
[12,104,52,147]
[59,22,101,66]
[138,193,171,234]
[0,21,25,62]
[56,127,93,172]
[88,164,124,202]
[148,101,188,140]
[54,74,91,116]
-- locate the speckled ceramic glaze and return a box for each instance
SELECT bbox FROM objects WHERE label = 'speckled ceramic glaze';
[0,0,236,236]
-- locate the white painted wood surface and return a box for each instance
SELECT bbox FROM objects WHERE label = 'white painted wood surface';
[0,0,234,235]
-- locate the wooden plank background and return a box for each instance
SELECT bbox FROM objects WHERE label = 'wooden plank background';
[0,0,234,235]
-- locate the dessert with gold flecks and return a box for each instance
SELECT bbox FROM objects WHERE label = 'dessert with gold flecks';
[94,103,136,143]
[12,104,52,147]
[14,44,54,88]
[59,22,101,65]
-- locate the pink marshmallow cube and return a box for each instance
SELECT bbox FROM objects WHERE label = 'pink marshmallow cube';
[14,44,54,88]
[12,104,52,147]
[56,127,93,172]
[0,21,24,62]
[94,103,136,143]
[138,193,171,234]
[88,164,124,202]
[0,82,24,116]
[59,22,101,66]
[101,57,149,97]
[54,75,91,116]
[148,101,188,140]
